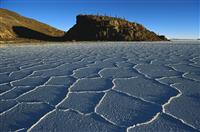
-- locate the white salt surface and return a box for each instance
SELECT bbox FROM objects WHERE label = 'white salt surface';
[0,41,200,131]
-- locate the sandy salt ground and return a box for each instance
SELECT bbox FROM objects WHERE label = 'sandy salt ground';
[0,41,200,132]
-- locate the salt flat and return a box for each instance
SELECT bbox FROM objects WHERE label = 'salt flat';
[0,41,200,132]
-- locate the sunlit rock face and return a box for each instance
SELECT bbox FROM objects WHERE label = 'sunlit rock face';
[0,8,65,42]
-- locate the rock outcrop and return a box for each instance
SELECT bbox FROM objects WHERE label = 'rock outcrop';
[65,15,168,41]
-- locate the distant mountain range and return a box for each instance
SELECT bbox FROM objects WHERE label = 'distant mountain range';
[0,8,168,43]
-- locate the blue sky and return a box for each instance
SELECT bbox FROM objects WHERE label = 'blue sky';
[0,0,199,39]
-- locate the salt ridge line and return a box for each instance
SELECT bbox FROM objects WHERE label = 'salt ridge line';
[152,77,199,130]
[26,63,69,77]
[15,127,26,132]
[8,69,33,78]
[55,78,79,108]
[18,63,62,74]
[28,76,121,130]
[133,64,152,79]
[182,72,200,82]
[111,76,163,131]
[71,66,102,79]
[94,91,125,128]
[126,112,161,131]
[112,88,159,106]
[112,77,160,106]
[149,59,158,64]
[0,67,20,74]
[125,82,197,131]
[9,76,49,87]
[14,86,44,100]
[0,103,19,115]
[27,109,56,132]
[0,102,50,116]
[0,82,10,86]
[163,83,199,131]
[58,107,96,116]
[43,75,73,85]
[155,77,200,130]
[165,112,199,131]
[97,67,125,77]
[69,77,138,94]
[25,61,82,77]
[93,77,127,128]
[0,86,29,96]
[17,100,55,108]
[156,76,197,130]
[69,90,108,94]
[127,64,196,130]
[0,98,16,102]
[19,61,44,70]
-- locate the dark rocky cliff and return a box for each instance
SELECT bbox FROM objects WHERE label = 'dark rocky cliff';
[65,15,168,41]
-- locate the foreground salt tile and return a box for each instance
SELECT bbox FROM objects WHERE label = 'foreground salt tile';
[96,90,161,127]
[0,66,19,74]
[135,64,180,78]
[183,72,200,81]
[29,63,87,77]
[0,73,12,84]
[158,77,200,94]
[165,83,200,130]
[17,85,68,105]
[70,78,113,92]
[73,67,101,78]
[9,70,32,80]
[113,77,179,104]
[45,76,75,86]
[88,60,117,69]
[58,92,104,113]
[129,113,198,132]
[115,61,135,68]
[21,62,62,73]
[0,83,12,94]
[29,109,124,132]
[157,76,185,85]
[169,64,200,73]
[0,100,18,113]
[0,102,53,131]
[99,67,138,79]
[11,77,49,86]
[0,86,34,100]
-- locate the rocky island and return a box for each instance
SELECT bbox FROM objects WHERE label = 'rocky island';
[65,15,168,41]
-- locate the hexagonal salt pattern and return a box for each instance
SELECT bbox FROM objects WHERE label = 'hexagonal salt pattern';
[0,42,200,131]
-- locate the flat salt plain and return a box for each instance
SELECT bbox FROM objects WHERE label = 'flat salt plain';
[0,41,200,132]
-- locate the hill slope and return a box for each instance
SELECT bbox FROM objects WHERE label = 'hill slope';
[0,8,65,42]
[65,15,168,41]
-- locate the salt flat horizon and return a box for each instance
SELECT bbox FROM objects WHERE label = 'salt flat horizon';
[0,42,200,131]
[0,39,200,47]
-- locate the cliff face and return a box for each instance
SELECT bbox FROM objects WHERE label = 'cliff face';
[65,15,168,41]
[0,8,65,42]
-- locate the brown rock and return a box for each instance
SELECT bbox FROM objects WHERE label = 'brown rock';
[65,14,168,41]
